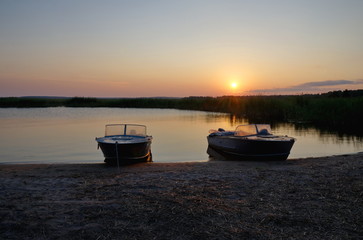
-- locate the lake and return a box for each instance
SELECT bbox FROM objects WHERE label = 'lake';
[0,107,362,164]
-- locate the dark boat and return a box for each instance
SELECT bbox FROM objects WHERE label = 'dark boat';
[96,124,152,165]
[207,124,295,161]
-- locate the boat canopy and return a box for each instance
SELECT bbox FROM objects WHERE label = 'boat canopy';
[234,124,272,137]
[105,124,147,137]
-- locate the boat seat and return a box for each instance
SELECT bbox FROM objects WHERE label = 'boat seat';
[258,129,272,135]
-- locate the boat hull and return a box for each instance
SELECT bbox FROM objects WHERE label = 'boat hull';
[97,140,152,165]
[207,135,295,161]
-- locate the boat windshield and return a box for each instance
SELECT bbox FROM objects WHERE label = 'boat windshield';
[105,124,147,137]
[256,124,272,135]
[234,124,272,136]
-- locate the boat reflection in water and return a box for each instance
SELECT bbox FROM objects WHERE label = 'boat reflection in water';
[207,124,296,161]
[96,124,152,165]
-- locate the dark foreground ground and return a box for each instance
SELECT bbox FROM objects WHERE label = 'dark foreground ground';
[0,153,362,239]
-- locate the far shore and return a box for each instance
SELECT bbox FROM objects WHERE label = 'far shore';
[2,93,363,134]
[1,153,362,239]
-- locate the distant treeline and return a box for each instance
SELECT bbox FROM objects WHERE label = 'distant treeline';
[1,90,363,131]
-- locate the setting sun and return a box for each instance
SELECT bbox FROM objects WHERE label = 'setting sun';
[230,82,238,89]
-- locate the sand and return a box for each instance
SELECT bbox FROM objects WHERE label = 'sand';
[0,153,362,239]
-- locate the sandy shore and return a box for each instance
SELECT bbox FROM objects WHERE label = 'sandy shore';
[1,154,362,240]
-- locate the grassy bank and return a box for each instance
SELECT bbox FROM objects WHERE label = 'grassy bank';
[1,90,363,133]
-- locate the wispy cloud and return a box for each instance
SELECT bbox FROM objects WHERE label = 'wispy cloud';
[247,79,363,94]
[297,80,363,87]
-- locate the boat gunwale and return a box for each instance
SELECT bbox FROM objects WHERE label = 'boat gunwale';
[96,135,152,144]
[207,134,295,142]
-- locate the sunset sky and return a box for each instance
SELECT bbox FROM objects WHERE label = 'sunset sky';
[1,0,362,97]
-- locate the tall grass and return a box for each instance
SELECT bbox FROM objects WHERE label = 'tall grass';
[1,93,363,132]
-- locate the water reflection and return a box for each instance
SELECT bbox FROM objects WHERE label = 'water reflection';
[227,114,363,144]
[0,108,362,164]
[224,114,363,158]
[204,113,246,126]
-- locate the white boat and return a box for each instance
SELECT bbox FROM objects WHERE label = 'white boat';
[207,124,295,161]
[96,124,152,165]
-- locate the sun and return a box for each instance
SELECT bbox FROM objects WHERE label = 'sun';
[230,82,238,89]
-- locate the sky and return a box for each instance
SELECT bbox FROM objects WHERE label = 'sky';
[1,0,363,97]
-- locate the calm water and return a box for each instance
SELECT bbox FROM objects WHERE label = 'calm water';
[0,107,362,164]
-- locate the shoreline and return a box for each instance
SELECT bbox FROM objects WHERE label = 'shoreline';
[1,151,362,166]
[1,153,362,239]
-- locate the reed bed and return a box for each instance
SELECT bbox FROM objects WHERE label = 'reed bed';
[1,90,363,133]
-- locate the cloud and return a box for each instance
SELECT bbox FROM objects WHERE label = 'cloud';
[297,80,362,88]
[248,79,363,94]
